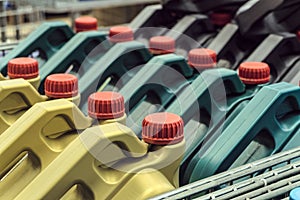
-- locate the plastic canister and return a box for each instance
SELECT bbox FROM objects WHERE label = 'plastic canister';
[15,112,185,200]
[0,74,79,134]
[0,91,126,199]
[186,82,300,183]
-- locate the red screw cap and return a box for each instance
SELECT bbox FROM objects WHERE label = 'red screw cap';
[238,62,270,85]
[109,26,134,43]
[8,57,39,79]
[75,16,98,32]
[88,91,125,119]
[210,12,232,26]
[188,48,217,69]
[297,30,300,40]
[44,74,78,98]
[142,112,184,145]
[149,36,175,55]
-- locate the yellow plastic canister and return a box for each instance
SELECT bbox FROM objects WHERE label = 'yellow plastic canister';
[0,73,80,134]
[15,112,185,200]
[0,91,127,199]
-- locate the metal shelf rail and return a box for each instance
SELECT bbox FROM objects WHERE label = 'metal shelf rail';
[150,147,300,199]
[27,0,160,13]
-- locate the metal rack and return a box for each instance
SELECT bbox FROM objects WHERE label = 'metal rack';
[0,0,44,43]
[150,147,300,199]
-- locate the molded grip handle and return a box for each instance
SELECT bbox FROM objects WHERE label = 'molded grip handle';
[168,68,245,123]
[0,22,74,75]
[246,33,300,83]
[121,54,193,110]
[38,31,108,93]
[0,99,92,198]
[79,41,153,106]
[0,79,46,110]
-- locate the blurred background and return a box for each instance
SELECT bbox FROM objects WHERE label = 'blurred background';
[0,0,159,42]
